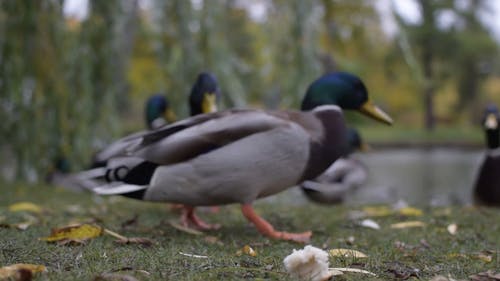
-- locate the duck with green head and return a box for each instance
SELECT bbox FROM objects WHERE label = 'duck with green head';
[301,128,369,204]
[91,72,393,243]
[145,94,177,130]
[473,104,500,206]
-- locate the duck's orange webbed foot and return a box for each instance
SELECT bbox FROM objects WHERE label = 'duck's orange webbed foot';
[240,203,312,243]
[180,205,221,231]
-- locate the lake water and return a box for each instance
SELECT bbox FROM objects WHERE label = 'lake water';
[268,148,485,207]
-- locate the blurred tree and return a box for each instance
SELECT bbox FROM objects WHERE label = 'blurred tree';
[450,0,498,116]
[394,0,498,130]
[0,0,130,181]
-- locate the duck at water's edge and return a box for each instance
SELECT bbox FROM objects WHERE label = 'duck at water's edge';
[473,104,500,206]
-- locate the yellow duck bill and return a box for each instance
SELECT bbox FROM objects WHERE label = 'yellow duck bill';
[202,92,218,114]
[359,101,393,125]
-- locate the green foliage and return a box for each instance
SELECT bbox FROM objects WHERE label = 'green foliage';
[1,0,499,182]
[0,0,128,181]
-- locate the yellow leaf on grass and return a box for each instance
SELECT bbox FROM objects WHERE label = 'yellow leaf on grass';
[390,221,426,229]
[397,207,423,217]
[329,249,368,258]
[447,253,467,259]
[472,253,492,263]
[0,263,47,279]
[236,245,257,257]
[40,223,103,242]
[362,206,392,217]
[8,202,43,214]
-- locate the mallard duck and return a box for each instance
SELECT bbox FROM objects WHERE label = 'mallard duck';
[301,128,368,204]
[90,94,175,168]
[145,94,177,130]
[473,104,500,206]
[91,72,393,243]
[189,72,220,116]
[90,72,219,168]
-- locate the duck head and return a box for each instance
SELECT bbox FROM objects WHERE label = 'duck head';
[346,128,370,155]
[189,72,220,116]
[483,104,500,149]
[145,94,176,130]
[301,72,393,125]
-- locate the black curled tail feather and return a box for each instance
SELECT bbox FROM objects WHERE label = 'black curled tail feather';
[103,160,159,200]
[105,161,158,185]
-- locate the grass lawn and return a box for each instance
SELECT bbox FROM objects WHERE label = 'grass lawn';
[0,182,499,280]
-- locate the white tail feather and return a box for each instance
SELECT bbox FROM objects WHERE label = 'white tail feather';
[93,183,147,195]
[73,167,107,180]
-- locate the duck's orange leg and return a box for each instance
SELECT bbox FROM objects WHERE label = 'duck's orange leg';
[180,205,220,230]
[240,203,311,243]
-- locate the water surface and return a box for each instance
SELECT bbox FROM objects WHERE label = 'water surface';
[268,148,484,207]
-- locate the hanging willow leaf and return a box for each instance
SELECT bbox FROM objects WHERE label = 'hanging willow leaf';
[40,224,103,242]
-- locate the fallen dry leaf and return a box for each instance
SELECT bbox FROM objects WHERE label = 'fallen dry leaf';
[429,275,465,281]
[178,252,209,259]
[0,217,37,231]
[114,237,154,247]
[471,252,493,263]
[362,206,392,217]
[329,267,376,276]
[40,223,103,242]
[359,219,380,230]
[236,245,257,257]
[390,221,426,229]
[386,262,420,279]
[8,202,43,214]
[470,270,500,281]
[0,264,47,279]
[204,235,223,245]
[109,267,151,276]
[328,268,344,276]
[93,273,139,281]
[329,248,368,258]
[168,220,203,235]
[397,207,423,217]
[447,253,467,259]
[447,223,458,235]
[120,215,139,229]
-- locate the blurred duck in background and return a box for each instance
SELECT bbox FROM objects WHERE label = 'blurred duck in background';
[472,104,500,206]
[50,72,220,190]
[90,72,219,169]
[46,95,175,191]
[145,94,177,130]
[301,128,368,204]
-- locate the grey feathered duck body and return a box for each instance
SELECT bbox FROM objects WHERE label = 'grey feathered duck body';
[99,107,348,206]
